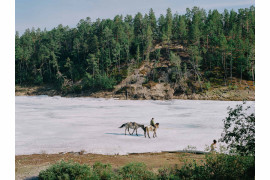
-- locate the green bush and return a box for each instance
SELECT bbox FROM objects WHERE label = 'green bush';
[92,162,118,180]
[205,81,211,90]
[95,74,116,91]
[112,68,128,84]
[34,75,43,85]
[39,161,92,180]
[228,84,238,90]
[73,84,83,94]
[169,70,177,83]
[158,166,181,180]
[204,71,214,79]
[39,161,119,180]
[203,154,255,180]
[157,154,255,180]
[82,73,116,92]
[119,162,156,180]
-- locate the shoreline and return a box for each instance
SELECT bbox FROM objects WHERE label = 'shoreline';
[15,85,255,101]
[15,150,209,157]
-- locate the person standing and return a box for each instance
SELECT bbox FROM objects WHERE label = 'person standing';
[210,139,217,153]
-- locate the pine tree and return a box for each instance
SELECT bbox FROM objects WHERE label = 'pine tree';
[148,8,157,38]
[165,8,173,43]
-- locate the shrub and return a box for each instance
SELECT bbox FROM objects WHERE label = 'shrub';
[82,73,116,92]
[158,166,181,180]
[219,101,255,156]
[39,161,120,180]
[39,161,92,180]
[205,81,211,90]
[183,145,197,152]
[34,75,43,85]
[157,154,255,180]
[204,71,214,78]
[203,154,255,180]
[95,74,116,91]
[228,84,238,90]
[73,84,82,93]
[113,68,128,84]
[92,162,118,180]
[169,52,181,68]
[119,162,156,180]
[169,70,177,83]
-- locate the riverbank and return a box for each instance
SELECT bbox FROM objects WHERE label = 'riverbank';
[15,152,205,180]
[15,84,254,101]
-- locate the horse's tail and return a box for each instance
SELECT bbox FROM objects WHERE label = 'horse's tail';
[119,123,126,128]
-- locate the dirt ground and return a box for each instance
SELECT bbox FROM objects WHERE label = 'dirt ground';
[15,152,205,180]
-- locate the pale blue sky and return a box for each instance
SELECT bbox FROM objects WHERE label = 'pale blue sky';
[15,0,254,35]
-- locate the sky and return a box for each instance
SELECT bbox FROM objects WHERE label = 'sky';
[15,0,254,35]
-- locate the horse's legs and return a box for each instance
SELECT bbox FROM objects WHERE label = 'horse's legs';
[131,128,135,135]
[153,130,157,138]
[125,128,126,135]
[144,130,146,138]
[136,128,138,136]
[144,128,146,138]
[128,127,132,135]
[147,130,150,138]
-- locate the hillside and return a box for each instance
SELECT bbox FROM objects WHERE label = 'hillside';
[92,43,254,100]
[15,6,255,100]
[16,41,254,101]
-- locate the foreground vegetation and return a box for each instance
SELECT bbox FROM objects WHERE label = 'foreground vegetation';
[16,6,255,96]
[38,154,254,180]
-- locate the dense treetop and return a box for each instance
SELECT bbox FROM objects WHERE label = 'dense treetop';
[15,6,255,93]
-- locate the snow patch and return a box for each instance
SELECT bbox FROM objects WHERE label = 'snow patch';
[15,96,254,155]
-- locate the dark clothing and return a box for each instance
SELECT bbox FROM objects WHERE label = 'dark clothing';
[150,119,155,127]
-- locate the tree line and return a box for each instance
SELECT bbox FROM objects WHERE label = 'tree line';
[15,6,255,92]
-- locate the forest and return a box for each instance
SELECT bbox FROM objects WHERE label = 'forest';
[15,6,255,94]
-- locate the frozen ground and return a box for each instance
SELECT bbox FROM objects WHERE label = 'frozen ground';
[15,96,255,155]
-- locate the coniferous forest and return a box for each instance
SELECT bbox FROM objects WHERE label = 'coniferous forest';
[15,6,255,97]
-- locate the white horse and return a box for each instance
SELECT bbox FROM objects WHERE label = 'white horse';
[144,123,159,138]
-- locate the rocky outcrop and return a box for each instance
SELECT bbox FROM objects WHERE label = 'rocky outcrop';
[102,61,176,100]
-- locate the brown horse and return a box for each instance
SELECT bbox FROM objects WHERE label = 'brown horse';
[144,123,159,138]
[119,122,145,136]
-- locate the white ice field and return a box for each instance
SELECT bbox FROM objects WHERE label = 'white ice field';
[15,96,255,155]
